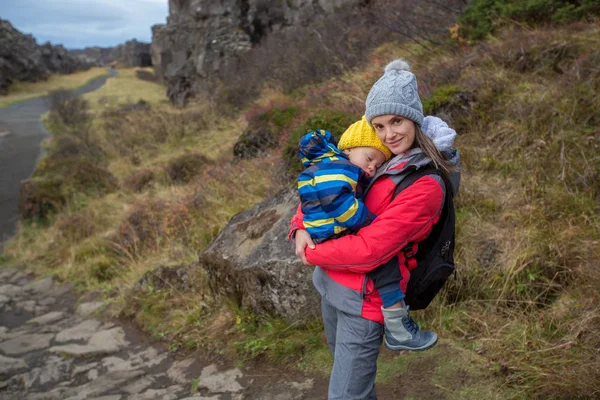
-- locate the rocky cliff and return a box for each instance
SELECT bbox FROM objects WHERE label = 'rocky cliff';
[0,19,92,94]
[151,0,366,104]
[113,40,152,67]
[152,0,465,105]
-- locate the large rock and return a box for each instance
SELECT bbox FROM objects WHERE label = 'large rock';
[0,19,92,94]
[199,188,319,321]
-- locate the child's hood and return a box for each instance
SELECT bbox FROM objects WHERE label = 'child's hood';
[422,115,460,169]
[422,116,456,153]
[298,130,345,168]
[380,116,460,195]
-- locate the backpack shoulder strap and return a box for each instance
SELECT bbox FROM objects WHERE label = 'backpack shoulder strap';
[391,165,455,259]
[391,165,444,201]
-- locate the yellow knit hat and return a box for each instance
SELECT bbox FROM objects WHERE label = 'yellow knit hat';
[338,115,392,160]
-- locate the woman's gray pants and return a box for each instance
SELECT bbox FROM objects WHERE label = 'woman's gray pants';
[321,297,384,399]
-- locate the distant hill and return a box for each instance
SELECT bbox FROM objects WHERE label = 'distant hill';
[69,40,152,68]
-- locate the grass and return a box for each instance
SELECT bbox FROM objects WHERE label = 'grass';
[2,13,600,400]
[83,68,168,111]
[376,344,522,399]
[458,0,600,40]
[0,67,110,108]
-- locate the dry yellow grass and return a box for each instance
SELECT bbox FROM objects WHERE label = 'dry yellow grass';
[5,65,267,294]
[5,18,600,398]
[84,68,167,111]
[0,67,110,108]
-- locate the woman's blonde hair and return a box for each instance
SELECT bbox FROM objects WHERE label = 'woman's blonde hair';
[413,125,457,178]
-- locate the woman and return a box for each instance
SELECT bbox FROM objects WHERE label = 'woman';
[290,59,460,399]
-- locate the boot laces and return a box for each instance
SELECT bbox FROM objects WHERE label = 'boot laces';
[402,315,419,336]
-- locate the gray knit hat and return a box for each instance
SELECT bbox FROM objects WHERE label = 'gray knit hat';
[365,59,424,126]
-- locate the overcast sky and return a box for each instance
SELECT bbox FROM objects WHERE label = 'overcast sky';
[1,0,169,49]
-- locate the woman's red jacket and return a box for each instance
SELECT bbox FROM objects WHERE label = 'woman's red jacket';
[289,158,446,324]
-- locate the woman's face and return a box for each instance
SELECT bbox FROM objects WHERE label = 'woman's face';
[371,114,416,155]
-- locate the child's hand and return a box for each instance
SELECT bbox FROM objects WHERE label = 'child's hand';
[294,229,315,265]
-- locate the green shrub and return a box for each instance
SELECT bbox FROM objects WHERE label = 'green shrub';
[459,0,600,40]
[166,153,210,183]
[34,157,119,196]
[233,120,278,159]
[261,105,300,128]
[55,213,96,243]
[47,136,84,158]
[422,85,463,114]
[111,199,194,258]
[46,135,107,166]
[282,109,359,177]
[422,85,474,131]
[47,90,91,128]
[234,105,301,159]
[91,257,118,282]
[123,169,155,192]
[18,178,66,221]
[18,157,118,221]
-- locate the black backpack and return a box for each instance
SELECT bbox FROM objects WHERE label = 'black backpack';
[392,165,456,310]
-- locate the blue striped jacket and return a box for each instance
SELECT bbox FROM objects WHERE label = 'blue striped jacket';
[297,130,375,243]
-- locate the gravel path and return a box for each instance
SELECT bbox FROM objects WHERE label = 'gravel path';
[0,71,117,250]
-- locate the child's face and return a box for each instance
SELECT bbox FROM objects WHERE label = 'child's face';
[344,147,387,177]
[371,114,416,155]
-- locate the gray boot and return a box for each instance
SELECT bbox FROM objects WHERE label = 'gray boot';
[382,306,438,351]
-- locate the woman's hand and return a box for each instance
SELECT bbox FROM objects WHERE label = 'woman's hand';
[294,229,315,265]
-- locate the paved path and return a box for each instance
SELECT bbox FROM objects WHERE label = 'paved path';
[0,70,117,250]
[0,266,326,399]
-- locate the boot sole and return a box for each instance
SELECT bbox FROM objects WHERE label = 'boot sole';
[384,335,438,352]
